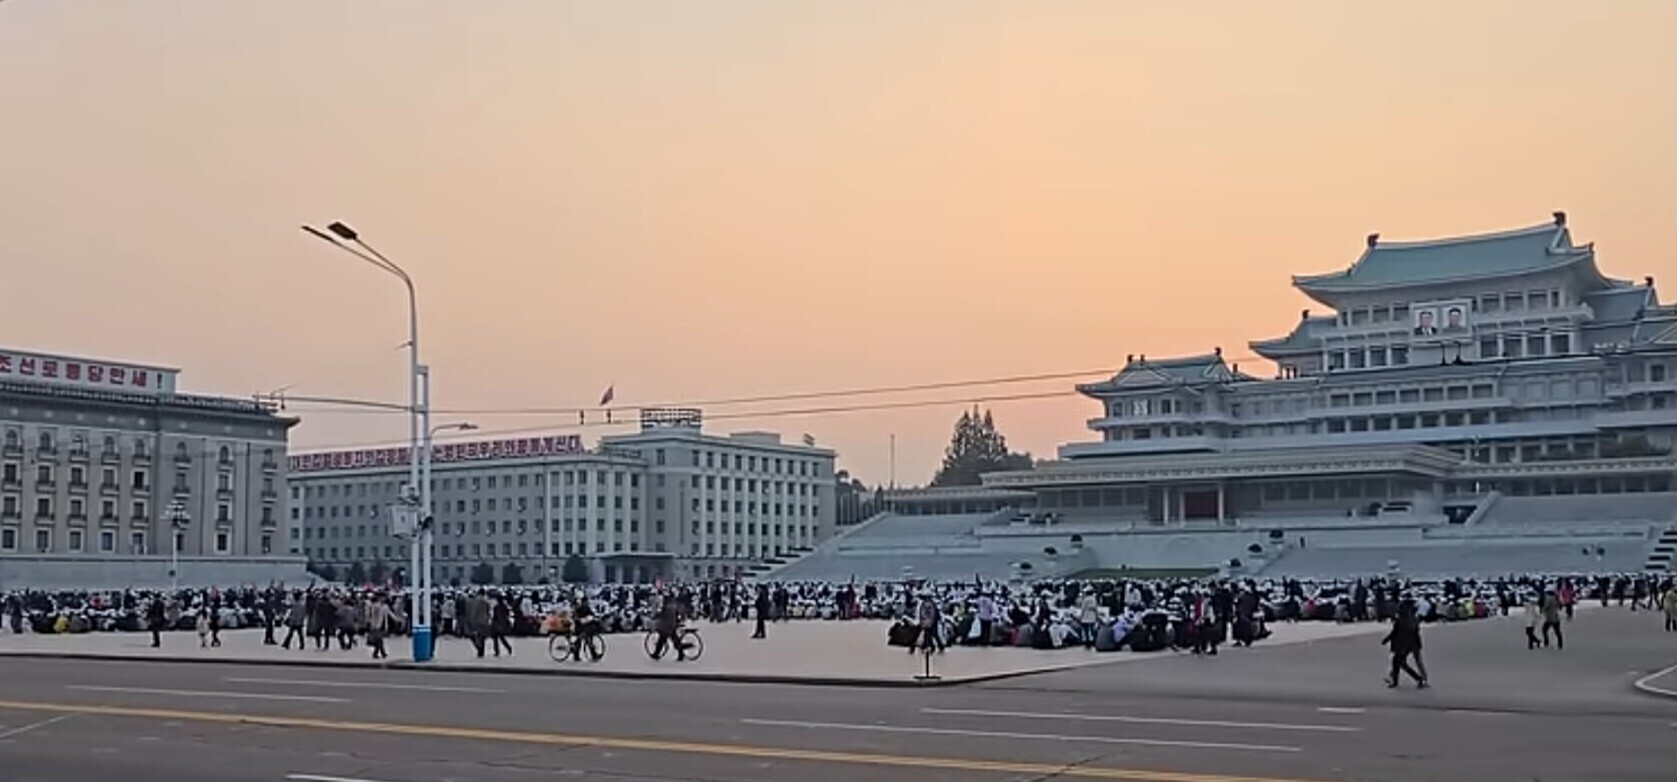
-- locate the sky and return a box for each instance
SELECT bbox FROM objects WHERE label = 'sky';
[2,1,1674,486]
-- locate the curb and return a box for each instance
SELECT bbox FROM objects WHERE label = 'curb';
[0,649,1090,689]
[1631,662,1677,700]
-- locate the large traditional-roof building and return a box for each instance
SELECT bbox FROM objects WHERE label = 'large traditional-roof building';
[776,215,1677,581]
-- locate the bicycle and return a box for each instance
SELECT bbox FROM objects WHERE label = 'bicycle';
[642,626,704,661]
[548,626,605,663]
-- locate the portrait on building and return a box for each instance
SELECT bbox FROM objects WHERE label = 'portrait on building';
[1411,299,1471,337]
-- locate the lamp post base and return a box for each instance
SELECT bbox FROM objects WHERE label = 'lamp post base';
[412,625,433,662]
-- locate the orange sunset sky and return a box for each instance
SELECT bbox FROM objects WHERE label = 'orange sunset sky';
[2,1,1674,485]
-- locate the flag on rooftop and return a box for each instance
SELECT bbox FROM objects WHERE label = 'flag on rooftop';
[599,385,614,406]
[802,433,816,446]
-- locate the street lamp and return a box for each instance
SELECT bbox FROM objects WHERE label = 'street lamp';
[165,500,189,591]
[302,221,433,662]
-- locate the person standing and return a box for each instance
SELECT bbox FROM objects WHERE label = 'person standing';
[751,585,770,640]
[1660,582,1677,632]
[146,594,166,648]
[910,590,943,654]
[1077,589,1101,650]
[489,593,514,657]
[281,593,307,651]
[1382,600,1427,689]
[1524,592,1543,650]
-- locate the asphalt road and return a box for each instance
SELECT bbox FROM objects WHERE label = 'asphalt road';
[1,609,1672,782]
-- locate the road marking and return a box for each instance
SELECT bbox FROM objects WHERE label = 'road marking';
[1315,707,1365,715]
[0,697,1324,782]
[922,708,1360,733]
[0,714,72,740]
[224,677,503,694]
[65,686,347,703]
[744,718,1302,753]
[288,775,399,782]
[1632,662,1677,698]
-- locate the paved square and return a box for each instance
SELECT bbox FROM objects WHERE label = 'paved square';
[0,617,1389,684]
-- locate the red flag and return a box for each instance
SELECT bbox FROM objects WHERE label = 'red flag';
[599,385,614,406]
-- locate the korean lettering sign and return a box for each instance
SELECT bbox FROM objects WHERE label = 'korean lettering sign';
[289,435,585,473]
[0,349,175,395]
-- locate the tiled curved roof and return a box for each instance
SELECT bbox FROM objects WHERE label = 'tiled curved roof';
[1295,221,1594,292]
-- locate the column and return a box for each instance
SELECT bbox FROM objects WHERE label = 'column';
[1217,482,1226,522]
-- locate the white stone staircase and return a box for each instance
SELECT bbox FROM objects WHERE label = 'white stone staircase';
[1645,526,1677,573]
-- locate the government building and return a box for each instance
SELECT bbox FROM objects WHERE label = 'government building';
[289,409,836,585]
[770,214,1677,582]
[0,347,304,589]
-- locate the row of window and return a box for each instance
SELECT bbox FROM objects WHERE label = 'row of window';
[1334,289,1569,328]
[1,463,275,496]
[0,526,273,555]
[0,494,274,524]
[0,430,278,464]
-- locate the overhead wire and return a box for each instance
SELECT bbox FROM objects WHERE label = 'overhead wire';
[295,388,1084,452]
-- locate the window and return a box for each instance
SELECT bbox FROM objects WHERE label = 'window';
[132,500,147,520]
[35,497,52,518]
[212,531,229,554]
[68,529,84,552]
[99,530,115,552]
[69,497,84,518]
[34,528,51,552]
[132,470,147,489]
[0,527,13,551]
[218,473,231,491]
[131,531,146,553]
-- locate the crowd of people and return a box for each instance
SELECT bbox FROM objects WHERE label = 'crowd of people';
[4,574,1674,668]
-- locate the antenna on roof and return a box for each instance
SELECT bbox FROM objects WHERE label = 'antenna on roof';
[1553,211,1567,227]
[1366,233,1380,248]
[1301,309,1310,320]
[1214,346,1222,357]
[1645,276,1655,287]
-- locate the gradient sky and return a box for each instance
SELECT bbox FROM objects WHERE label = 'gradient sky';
[3,1,1674,486]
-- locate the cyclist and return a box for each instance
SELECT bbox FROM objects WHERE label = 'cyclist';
[652,592,690,661]
[571,591,600,642]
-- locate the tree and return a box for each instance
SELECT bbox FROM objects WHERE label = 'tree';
[930,407,1035,487]
[561,554,589,584]
[344,561,367,586]
[367,560,388,586]
[501,562,524,585]
[470,562,496,585]
[309,563,339,583]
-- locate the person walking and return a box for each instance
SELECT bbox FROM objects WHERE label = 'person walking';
[1523,591,1543,650]
[465,591,491,658]
[281,593,307,651]
[490,593,514,657]
[1660,582,1677,633]
[910,590,944,654]
[1382,600,1427,689]
[366,595,392,660]
[1540,589,1564,650]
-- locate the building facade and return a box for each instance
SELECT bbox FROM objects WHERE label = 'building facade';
[969,214,1677,523]
[289,409,837,584]
[0,347,302,588]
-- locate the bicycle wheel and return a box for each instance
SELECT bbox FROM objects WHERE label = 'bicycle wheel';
[644,629,662,660]
[682,630,704,662]
[583,633,605,662]
[547,634,572,663]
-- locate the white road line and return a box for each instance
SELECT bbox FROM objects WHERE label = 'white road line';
[287,775,400,782]
[921,707,1360,733]
[224,677,503,694]
[66,685,347,704]
[1316,707,1366,715]
[0,714,72,740]
[741,718,1302,754]
[1632,662,1677,698]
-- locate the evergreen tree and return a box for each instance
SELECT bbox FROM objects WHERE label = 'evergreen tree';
[367,560,388,586]
[344,561,367,586]
[561,554,589,584]
[501,562,524,585]
[470,562,496,585]
[931,406,1035,486]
